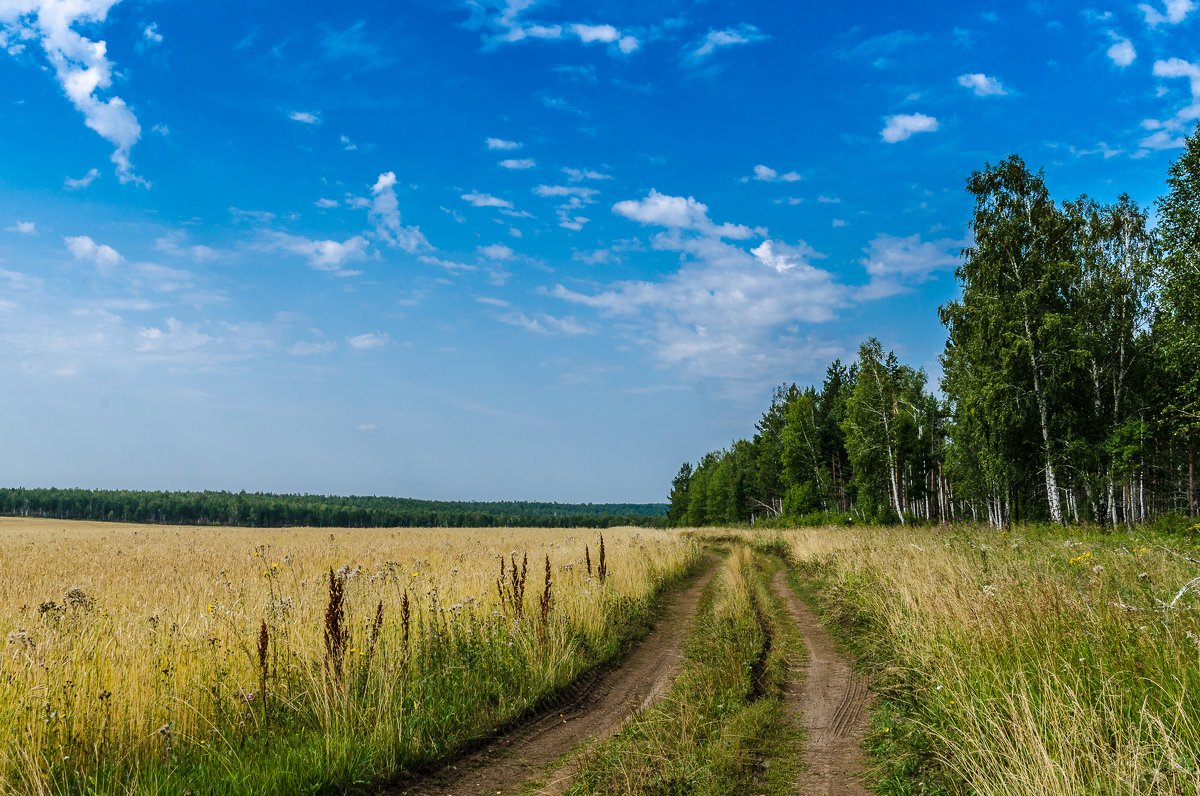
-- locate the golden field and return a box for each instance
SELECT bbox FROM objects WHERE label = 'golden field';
[0,518,698,794]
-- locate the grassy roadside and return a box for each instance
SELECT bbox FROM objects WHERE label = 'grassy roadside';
[778,523,1200,796]
[561,543,806,796]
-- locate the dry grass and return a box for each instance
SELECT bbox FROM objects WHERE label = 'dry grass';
[0,518,697,794]
[763,523,1200,795]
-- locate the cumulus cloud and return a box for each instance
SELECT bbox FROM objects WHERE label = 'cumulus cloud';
[7,221,35,235]
[858,233,961,299]
[499,158,536,169]
[487,137,521,150]
[1106,34,1136,67]
[346,331,389,350]
[1141,58,1200,150]
[550,234,842,380]
[613,190,761,239]
[64,168,100,189]
[1,0,144,183]
[535,184,598,230]
[465,2,638,55]
[462,192,514,209]
[289,110,320,124]
[568,23,638,53]
[1139,0,1195,25]
[686,23,769,63]
[478,243,514,260]
[370,171,429,253]
[881,113,939,143]
[750,164,802,182]
[260,232,368,276]
[64,234,122,272]
[142,22,161,44]
[957,73,1007,96]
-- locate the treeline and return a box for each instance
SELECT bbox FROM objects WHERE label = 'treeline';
[669,127,1200,528]
[0,488,668,529]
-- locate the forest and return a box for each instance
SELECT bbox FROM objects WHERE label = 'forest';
[669,127,1200,529]
[0,487,667,528]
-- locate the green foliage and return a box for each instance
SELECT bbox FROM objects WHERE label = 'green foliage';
[0,487,668,529]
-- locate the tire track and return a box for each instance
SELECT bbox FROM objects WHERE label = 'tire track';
[772,569,873,796]
[382,556,720,796]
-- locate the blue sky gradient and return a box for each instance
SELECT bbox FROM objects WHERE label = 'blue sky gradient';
[2,0,1198,501]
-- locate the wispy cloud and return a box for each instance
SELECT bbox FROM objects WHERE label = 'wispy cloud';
[346,331,390,350]
[486,137,522,150]
[462,192,514,209]
[288,110,321,124]
[64,168,101,190]
[748,164,801,182]
[370,172,429,253]
[500,158,536,169]
[259,232,368,276]
[684,23,768,64]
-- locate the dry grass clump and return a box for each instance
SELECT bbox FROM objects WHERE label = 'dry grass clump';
[0,518,696,794]
[778,524,1200,795]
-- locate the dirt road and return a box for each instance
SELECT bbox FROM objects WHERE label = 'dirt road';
[773,570,873,796]
[385,557,720,796]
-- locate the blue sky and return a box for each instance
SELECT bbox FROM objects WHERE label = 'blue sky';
[1,0,1198,502]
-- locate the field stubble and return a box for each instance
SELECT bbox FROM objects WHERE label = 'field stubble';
[0,518,698,794]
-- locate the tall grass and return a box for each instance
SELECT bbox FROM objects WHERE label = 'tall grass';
[0,518,697,794]
[776,523,1200,795]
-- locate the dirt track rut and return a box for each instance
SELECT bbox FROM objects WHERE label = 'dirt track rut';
[385,557,719,796]
[773,569,873,796]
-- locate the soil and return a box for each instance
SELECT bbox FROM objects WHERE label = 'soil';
[772,569,873,796]
[383,556,720,796]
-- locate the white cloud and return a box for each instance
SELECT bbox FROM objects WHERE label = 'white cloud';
[462,192,514,209]
[550,233,842,380]
[64,168,100,189]
[487,137,522,150]
[497,311,593,335]
[347,331,389,350]
[613,189,761,240]
[562,167,611,181]
[420,255,478,274]
[261,232,368,276]
[1141,58,1200,150]
[370,171,429,253]
[957,73,1007,96]
[135,317,212,354]
[153,231,217,262]
[7,220,35,235]
[499,158,536,169]
[1106,34,1136,67]
[570,23,618,43]
[832,219,848,228]
[289,110,320,124]
[64,234,122,272]
[1139,0,1195,25]
[568,22,639,54]
[340,134,357,151]
[142,22,161,44]
[288,340,336,355]
[881,113,939,143]
[818,195,842,204]
[751,164,802,182]
[478,243,514,260]
[1,1,144,183]
[315,198,339,208]
[686,23,769,63]
[858,233,960,298]
[356,424,377,432]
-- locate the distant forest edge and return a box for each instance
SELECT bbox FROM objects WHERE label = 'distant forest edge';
[668,130,1200,529]
[0,488,668,528]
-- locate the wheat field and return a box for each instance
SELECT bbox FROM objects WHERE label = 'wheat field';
[0,518,698,794]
